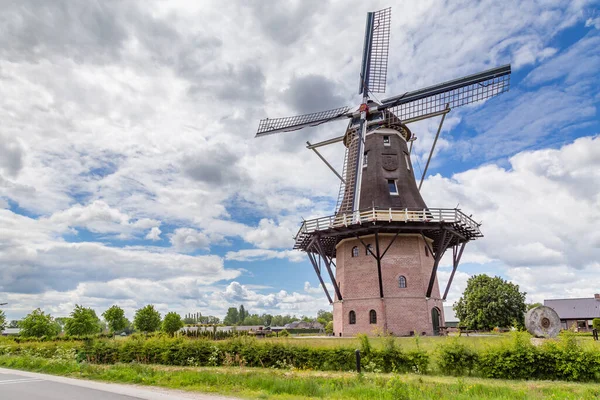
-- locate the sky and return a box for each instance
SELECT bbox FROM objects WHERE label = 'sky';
[1,0,599,322]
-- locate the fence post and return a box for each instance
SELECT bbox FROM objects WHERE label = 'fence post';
[355,349,361,373]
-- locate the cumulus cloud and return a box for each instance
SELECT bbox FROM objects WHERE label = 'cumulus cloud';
[427,136,600,302]
[225,249,305,263]
[145,226,161,241]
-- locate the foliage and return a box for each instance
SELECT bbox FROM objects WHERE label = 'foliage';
[2,333,600,383]
[238,305,247,323]
[437,339,479,376]
[64,305,101,336]
[325,321,334,335]
[162,312,184,336]
[317,309,333,326]
[102,305,128,333]
[4,355,600,400]
[19,309,60,338]
[223,307,239,325]
[8,320,20,329]
[593,318,600,331]
[133,305,161,333]
[0,310,6,331]
[454,274,527,330]
[279,329,290,337]
[527,302,543,310]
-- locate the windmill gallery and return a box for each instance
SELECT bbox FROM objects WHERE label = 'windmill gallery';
[255,8,511,337]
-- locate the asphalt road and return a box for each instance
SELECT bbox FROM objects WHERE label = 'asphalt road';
[0,368,236,400]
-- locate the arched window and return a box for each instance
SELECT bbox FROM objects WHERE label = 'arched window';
[352,246,359,257]
[349,310,356,325]
[365,244,373,256]
[399,275,407,288]
[369,310,377,324]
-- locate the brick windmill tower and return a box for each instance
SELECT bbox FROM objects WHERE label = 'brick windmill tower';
[255,8,511,336]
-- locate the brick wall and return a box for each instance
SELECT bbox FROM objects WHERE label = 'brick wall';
[332,233,445,337]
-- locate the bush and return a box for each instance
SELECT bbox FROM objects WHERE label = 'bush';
[593,318,600,331]
[437,339,478,376]
[279,329,290,337]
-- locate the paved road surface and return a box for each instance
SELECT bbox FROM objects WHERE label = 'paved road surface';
[0,368,236,400]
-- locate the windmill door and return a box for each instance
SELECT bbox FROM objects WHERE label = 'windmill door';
[431,307,441,336]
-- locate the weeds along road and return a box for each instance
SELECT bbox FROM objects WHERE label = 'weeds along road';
[0,368,237,400]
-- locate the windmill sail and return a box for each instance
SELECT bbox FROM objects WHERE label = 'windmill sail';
[379,64,511,122]
[359,7,391,95]
[256,106,351,137]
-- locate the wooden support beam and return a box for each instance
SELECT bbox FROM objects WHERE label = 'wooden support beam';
[374,232,384,298]
[315,239,343,301]
[443,242,466,300]
[306,252,333,304]
[427,229,450,298]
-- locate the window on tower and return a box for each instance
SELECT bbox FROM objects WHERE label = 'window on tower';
[369,310,377,324]
[383,135,390,146]
[388,179,398,195]
[352,246,359,257]
[363,152,368,167]
[399,275,407,288]
[366,244,373,255]
[349,310,356,325]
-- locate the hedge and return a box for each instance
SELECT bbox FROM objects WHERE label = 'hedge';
[1,332,599,382]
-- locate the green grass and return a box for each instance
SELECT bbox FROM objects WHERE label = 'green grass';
[275,334,600,352]
[1,354,600,399]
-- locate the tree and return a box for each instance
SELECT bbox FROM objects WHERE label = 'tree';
[133,305,161,333]
[241,314,263,326]
[54,317,69,333]
[0,310,6,331]
[325,321,334,335]
[20,309,60,337]
[8,320,20,328]
[223,307,239,325]
[64,305,101,336]
[317,310,333,326]
[238,305,246,323]
[162,312,184,336]
[593,318,600,331]
[454,275,527,330]
[102,305,128,333]
[526,302,543,311]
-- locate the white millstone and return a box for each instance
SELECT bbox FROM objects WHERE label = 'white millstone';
[525,306,561,338]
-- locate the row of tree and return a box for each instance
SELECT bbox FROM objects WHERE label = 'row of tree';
[0,304,334,337]
[0,305,185,337]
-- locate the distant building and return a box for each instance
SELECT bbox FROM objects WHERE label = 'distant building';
[1,328,21,336]
[544,294,600,331]
[284,321,324,330]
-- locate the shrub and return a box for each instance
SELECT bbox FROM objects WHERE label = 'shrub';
[437,339,478,376]
[593,318,600,331]
[279,329,290,337]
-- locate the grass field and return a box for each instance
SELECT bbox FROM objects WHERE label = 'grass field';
[271,333,600,351]
[2,354,600,399]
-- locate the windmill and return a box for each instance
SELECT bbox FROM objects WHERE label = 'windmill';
[255,8,511,336]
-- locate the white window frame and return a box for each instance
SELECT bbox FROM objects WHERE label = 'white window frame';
[363,152,368,168]
[388,179,398,195]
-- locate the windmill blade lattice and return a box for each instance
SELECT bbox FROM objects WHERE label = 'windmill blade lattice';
[255,106,351,137]
[359,7,391,94]
[380,64,511,122]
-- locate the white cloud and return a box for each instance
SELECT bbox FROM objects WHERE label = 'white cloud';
[585,17,600,29]
[169,228,212,252]
[425,136,600,302]
[225,249,305,263]
[145,226,161,241]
